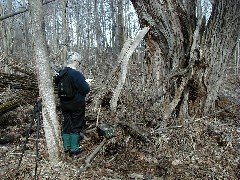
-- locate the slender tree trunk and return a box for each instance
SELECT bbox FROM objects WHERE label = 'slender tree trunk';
[87,0,92,61]
[22,0,30,57]
[110,0,117,55]
[61,0,69,65]
[76,2,82,50]
[117,0,125,53]
[0,5,8,58]
[94,0,100,51]
[6,0,13,54]
[29,0,62,164]
[235,40,240,76]
[52,3,58,54]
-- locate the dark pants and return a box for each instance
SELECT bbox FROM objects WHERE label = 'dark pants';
[61,100,86,134]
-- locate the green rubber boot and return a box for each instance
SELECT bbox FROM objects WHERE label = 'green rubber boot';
[62,134,71,153]
[70,133,80,155]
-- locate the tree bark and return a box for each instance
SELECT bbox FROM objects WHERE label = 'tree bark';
[117,0,125,54]
[29,0,62,164]
[131,0,240,120]
[61,0,69,65]
[110,27,149,112]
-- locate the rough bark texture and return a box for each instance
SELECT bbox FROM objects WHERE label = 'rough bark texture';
[201,0,240,113]
[29,0,62,163]
[131,0,240,120]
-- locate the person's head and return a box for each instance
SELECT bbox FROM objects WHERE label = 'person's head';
[66,52,81,68]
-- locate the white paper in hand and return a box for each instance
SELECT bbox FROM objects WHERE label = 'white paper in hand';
[86,78,94,84]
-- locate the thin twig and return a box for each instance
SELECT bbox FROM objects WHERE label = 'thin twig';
[96,105,101,127]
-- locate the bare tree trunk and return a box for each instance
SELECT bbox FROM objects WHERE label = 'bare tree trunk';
[110,27,149,112]
[75,1,83,50]
[29,0,62,164]
[110,0,117,55]
[131,0,240,120]
[0,5,8,58]
[6,0,13,54]
[99,0,110,49]
[235,40,240,76]
[94,0,100,51]
[51,3,59,54]
[201,0,240,113]
[117,0,125,53]
[22,0,30,57]
[61,0,69,65]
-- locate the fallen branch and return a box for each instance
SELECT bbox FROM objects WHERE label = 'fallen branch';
[74,138,107,179]
[117,121,151,143]
[0,133,21,144]
[0,100,21,115]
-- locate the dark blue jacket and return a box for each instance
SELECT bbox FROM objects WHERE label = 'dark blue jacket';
[55,67,90,102]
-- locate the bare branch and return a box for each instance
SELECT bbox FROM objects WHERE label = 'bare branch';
[0,0,56,21]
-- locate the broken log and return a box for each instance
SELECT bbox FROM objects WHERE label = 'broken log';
[0,99,21,115]
[0,133,22,144]
[116,121,151,143]
[74,138,107,179]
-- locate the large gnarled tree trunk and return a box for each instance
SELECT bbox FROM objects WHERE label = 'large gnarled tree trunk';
[131,0,240,120]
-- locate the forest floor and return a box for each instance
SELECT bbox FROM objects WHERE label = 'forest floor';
[0,77,239,180]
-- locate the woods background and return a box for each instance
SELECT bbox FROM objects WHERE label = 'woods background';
[0,0,239,179]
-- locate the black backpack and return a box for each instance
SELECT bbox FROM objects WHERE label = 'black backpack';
[57,71,76,100]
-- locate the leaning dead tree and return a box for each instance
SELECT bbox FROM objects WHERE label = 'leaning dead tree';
[131,0,240,120]
[93,27,149,112]
[110,27,149,112]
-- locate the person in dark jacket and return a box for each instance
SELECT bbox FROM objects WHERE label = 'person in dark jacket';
[55,52,90,156]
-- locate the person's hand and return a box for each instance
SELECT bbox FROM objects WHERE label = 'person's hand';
[86,78,94,85]
[86,78,96,90]
[53,71,59,76]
